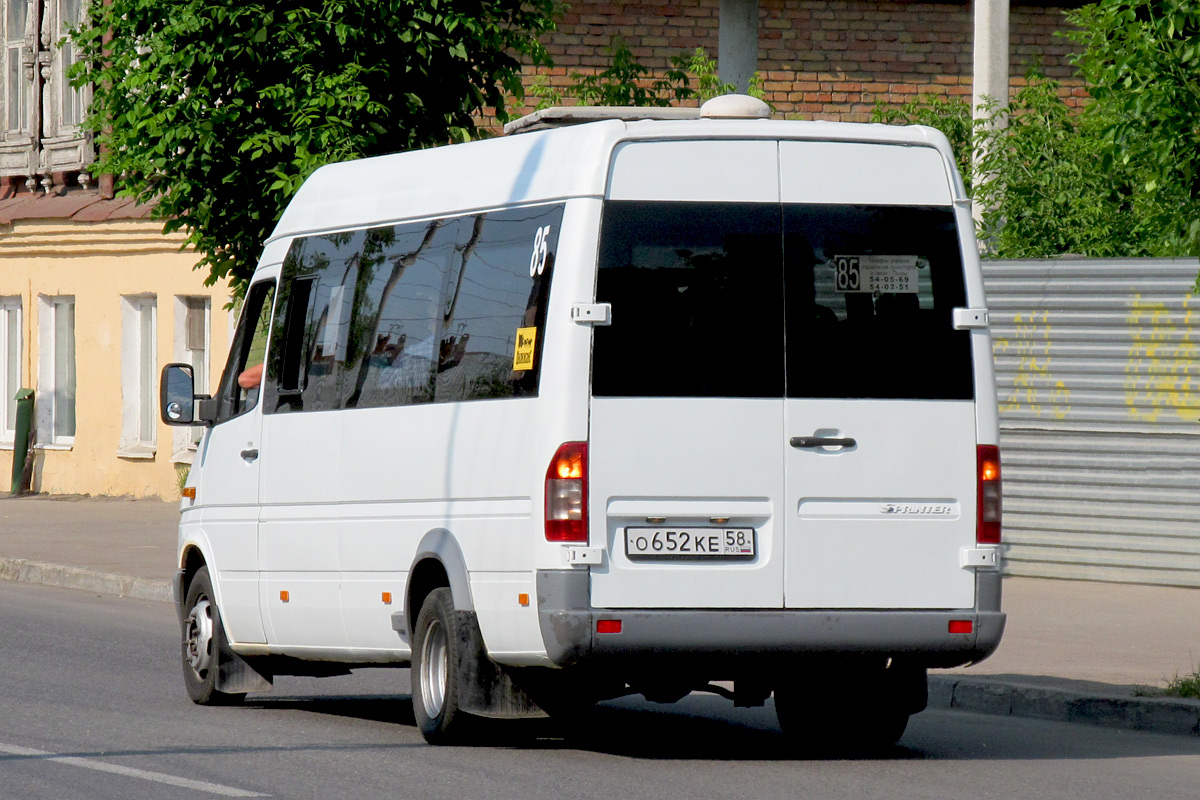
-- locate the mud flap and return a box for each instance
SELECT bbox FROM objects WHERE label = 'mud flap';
[454,610,546,719]
[215,644,273,695]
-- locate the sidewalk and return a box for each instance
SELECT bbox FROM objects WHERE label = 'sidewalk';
[0,493,178,602]
[2,492,1199,735]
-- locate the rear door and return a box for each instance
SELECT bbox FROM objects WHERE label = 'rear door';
[588,140,786,609]
[779,141,978,609]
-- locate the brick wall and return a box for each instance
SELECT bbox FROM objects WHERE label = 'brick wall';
[519,1,1085,122]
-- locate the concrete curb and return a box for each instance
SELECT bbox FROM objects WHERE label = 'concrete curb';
[929,674,1200,737]
[0,556,172,603]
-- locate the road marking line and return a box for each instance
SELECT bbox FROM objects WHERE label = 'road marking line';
[0,742,268,797]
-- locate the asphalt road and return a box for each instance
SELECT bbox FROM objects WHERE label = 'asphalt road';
[3,581,1200,800]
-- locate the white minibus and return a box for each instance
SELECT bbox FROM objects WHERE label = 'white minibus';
[161,94,1004,749]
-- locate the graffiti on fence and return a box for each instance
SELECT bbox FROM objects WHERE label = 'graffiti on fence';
[1124,294,1200,422]
[996,311,1071,419]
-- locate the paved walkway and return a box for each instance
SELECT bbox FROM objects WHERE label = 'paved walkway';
[2,492,1198,735]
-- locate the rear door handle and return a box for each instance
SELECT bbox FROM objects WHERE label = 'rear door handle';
[240,448,259,461]
[790,436,856,449]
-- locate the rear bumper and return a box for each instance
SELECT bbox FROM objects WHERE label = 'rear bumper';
[536,569,1005,669]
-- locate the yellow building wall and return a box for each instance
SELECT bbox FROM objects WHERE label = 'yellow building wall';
[0,219,233,500]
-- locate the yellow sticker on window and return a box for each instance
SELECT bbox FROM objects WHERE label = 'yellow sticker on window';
[513,326,537,371]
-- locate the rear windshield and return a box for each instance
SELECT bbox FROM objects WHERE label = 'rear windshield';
[593,203,783,398]
[593,201,973,400]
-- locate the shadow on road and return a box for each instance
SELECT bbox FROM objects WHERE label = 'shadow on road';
[237,686,1200,763]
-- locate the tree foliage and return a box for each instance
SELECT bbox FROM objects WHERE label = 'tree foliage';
[871,70,1189,259]
[71,0,558,290]
[529,37,696,108]
[870,2,1200,261]
[528,38,762,110]
[971,77,1159,258]
[1066,0,1200,256]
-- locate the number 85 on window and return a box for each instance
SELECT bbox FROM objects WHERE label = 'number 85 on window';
[530,226,552,277]
[834,256,860,291]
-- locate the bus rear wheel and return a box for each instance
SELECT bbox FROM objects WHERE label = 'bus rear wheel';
[774,661,921,754]
[411,588,478,744]
[775,687,909,753]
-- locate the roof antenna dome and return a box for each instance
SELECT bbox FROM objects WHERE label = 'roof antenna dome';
[699,94,770,120]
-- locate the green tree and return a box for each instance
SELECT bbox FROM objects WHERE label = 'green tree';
[530,37,694,108]
[971,76,1157,258]
[528,38,762,110]
[1067,0,1200,257]
[870,74,1172,259]
[70,0,559,291]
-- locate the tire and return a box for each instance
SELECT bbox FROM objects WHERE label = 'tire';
[411,588,477,744]
[774,663,914,754]
[181,566,244,706]
[775,687,909,753]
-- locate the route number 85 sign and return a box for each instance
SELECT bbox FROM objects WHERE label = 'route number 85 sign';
[832,254,922,294]
[834,256,861,291]
[529,225,552,277]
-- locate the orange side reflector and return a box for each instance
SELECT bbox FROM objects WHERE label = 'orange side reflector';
[949,619,973,634]
[518,593,530,607]
[279,590,289,603]
[181,487,196,500]
[597,619,622,634]
[382,592,393,605]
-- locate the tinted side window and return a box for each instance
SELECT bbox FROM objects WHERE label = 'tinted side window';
[344,219,460,409]
[434,205,560,402]
[266,231,364,413]
[273,276,315,399]
[265,203,562,414]
[592,202,784,398]
[214,280,275,424]
[784,205,972,400]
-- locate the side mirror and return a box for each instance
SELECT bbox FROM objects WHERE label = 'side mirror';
[160,364,212,426]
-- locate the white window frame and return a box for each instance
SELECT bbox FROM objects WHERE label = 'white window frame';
[55,0,86,134]
[171,295,210,462]
[2,0,93,177]
[119,294,157,457]
[1,295,22,444]
[3,0,30,138]
[36,294,75,448]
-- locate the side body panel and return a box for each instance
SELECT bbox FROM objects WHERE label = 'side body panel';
[245,199,600,664]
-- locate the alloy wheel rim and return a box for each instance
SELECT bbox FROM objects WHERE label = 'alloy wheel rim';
[419,617,448,718]
[184,598,214,678]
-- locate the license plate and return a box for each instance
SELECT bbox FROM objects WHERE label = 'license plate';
[625,527,756,560]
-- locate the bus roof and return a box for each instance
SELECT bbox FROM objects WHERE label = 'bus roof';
[263,103,957,261]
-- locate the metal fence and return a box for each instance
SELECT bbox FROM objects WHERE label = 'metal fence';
[983,257,1200,587]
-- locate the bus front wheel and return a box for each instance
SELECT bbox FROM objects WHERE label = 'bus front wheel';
[181,566,244,706]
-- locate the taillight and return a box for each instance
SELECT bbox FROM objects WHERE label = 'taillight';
[977,444,1001,544]
[545,442,588,542]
